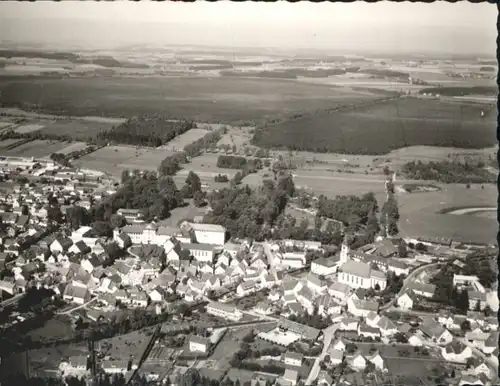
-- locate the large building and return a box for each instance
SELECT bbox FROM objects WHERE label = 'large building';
[206,301,242,321]
[183,222,226,246]
[115,223,193,246]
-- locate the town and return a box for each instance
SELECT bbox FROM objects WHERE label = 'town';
[0,151,497,386]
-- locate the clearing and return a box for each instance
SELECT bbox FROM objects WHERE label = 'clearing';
[159,128,211,152]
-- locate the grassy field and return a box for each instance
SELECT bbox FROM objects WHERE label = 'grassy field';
[253,97,496,154]
[28,343,88,375]
[14,122,46,134]
[178,153,238,179]
[26,316,75,343]
[99,329,152,361]
[159,128,211,152]
[75,145,172,177]
[0,76,383,124]
[38,119,115,138]
[217,126,255,152]
[0,139,68,157]
[56,141,89,155]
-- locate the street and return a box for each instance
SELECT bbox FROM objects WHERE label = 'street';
[261,241,278,281]
[305,323,341,385]
[56,297,98,315]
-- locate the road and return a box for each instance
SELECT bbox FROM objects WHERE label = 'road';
[0,293,24,307]
[56,297,98,315]
[261,241,278,281]
[305,323,341,385]
[379,262,442,311]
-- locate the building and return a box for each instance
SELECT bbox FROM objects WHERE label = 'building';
[206,301,242,321]
[116,223,173,245]
[117,208,141,222]
[338,260,387,290]
[102,360,128,374]
[406,282,436,298]
[63,284,90,305]
[184,222,226,246]
[283,351,303,367]
[468,290,487,311]
[189,335,211,354]
[282,369,299,386]
[311,257,338,276]
[282,252,306,269]
[397,290,418,310]
[420,319,453,345]
[441,342,473,363]
[453,274,480,287]
[182,243,215,263]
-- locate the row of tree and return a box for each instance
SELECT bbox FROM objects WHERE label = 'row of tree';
[401,160,495,184]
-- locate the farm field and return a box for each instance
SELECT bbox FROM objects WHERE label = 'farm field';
[0,76,384,124]
[178,153,238,180]
[38,119,115,139]
[0,139,69,157]
[75,145,172,178]
[252,97,496,154]
[13,122,46,134]
[56,141,89,155]
[159,128,210,152]
[217,126,255,152]
[99,329,152,361]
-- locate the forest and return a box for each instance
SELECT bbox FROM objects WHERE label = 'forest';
[97,117,196,147]
[401,160,495,184]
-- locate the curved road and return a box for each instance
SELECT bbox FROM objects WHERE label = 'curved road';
[380,262,441,311]
[305,323,341,385]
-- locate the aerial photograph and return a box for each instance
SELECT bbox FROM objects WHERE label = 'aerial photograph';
[0,1,497,385]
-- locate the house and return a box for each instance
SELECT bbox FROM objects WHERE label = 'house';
[331,338,346,352]
[458,374,487,386]
[0,280,17,295]
[115,232,132,250]
[282,252,307,269]
[237,280,257,297]
[406,282,435,298]
[328,282,350,302]
[326,348,344,365]
[283,351,303,367]
[468,290,487,311]
[102,360,128,375]
[367,350,386,371]
[63,283,90,305]
[467,357,492,379]
[453,274,480,288]
[50,238,73,254]
[386,259,410,276]
[296,286,315,312]
[189,335,210,353]
[255,300,273,315]
[69,240,91,255]
[350,351,367,370]
[465,328,490,349]
[311,257,338,276]
[65,355,88,372]
[377,316,398,336]
[222,242,241,258]
[481,332,497,354]
[358,323,380,339]
[347,297,379,318]
[317,371,334,386]
[182,243,215,263]
[317,294,341,318]
[185,222,226,246]
[282,368,298,386]
[441,341,473,363]
[406,332,424,347]
[306,273,327,294]
[206,301,242,321]
[148,287,168,303]
[338,260,387,290]
[340,317,359,331]
[420,318,453,345]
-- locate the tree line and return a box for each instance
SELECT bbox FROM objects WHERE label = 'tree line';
[401,160,495,184]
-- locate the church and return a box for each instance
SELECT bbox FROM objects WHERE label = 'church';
[337,239,387,290]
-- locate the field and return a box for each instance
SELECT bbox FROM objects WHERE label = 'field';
[0,139,68,157]
[75,145,173,178]
[159,128,211,152]
[56,141,89,155]
[217,126,255,152]
[26,316,75,343]
[177,153,238,181]
[252,97,496,154]
[14,122,46,134]
[156,199,207,227]
[99,329,152,361]
[38,119,115,139]
[0,76,383,124]
[28,343,88,376]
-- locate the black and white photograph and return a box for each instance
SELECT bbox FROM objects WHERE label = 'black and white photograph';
[0,1,497,386]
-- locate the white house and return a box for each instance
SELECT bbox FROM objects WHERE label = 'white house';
[282,252,306,269]
[420,319,453,345]
[468,290,487,311]
[206,301,242,321]
[102,360,128,375]
[326,349,344,366]
[328,282,350,302]
[189,335,210,353]
[367,350,386,371]
[311,257,338,276]
[50,237,73,254]
[397,290,418,310]
[283,351,303,367]
[63,283,90,305]
[454,274,480,288]
[182,243,215,263]
[406,282,435,298]
[306,273,327,294]
[351,351,367,370]
[237,280,257,297]
[377,316,398,336]
[340,317,359,331]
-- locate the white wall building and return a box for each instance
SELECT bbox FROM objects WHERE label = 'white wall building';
[206,301,242,321]
[185,223,226,246]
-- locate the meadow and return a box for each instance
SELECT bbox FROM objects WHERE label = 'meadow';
[159,128,211,152]
[38,119,115,139]
[0,139,69,157]
[252,97,496,154]
[0,75,382,124]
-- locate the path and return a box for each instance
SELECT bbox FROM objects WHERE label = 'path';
[379,262,441,311]
[261,241,278,281]
[57,297,97,315]
[305,323,341,385]
[0,293,24,307]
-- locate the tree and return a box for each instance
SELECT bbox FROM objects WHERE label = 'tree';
[66,206,89,229]
[47,206,64,223]
[92,221,112,237]
[193,191,206,207]
[183,171,202,198]
[110,214,126,229]
[460,320,471,332]
[121,170,130,184]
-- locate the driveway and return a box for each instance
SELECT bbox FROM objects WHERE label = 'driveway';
[57,297,97,315]
[305,323,341,385]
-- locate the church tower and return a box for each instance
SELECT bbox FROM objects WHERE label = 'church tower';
[340,234,351,264]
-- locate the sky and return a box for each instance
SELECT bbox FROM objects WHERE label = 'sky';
[0,1,497,55]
